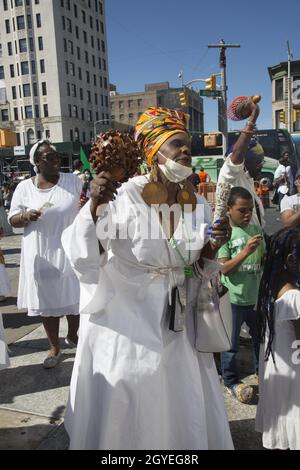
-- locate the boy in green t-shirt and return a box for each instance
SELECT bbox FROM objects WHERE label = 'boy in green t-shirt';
[218,187,266,404]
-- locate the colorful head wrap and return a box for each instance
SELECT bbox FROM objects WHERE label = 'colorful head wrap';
[225,137,264,161]
[134,107,190,165]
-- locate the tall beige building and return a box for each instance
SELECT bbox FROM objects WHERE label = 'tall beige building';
[110,82,204,134]
[0,0,110,146]
[268,60,300,132]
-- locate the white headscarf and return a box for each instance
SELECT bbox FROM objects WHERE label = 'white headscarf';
[29,140,56,174]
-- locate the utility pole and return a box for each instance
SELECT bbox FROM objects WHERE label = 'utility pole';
[287,40,293,133]
[208,39,240,154]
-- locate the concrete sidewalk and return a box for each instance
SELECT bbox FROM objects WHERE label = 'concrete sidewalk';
[0,225,271,450]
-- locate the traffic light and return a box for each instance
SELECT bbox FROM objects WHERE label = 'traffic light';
[179,89,189,107]
[292,109,300,122]
[279,111,285,123]
[204,134,217,148]
[205,74,216,91]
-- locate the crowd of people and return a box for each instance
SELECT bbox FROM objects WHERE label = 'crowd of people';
[0,101,300,451]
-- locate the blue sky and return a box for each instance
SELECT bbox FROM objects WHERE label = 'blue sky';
[106,0,300,133]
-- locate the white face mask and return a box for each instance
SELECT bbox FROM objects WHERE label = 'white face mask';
[157,150,192,183]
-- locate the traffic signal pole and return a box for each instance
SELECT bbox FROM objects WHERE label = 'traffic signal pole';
[287,40,293,133]
[208,39,240,154]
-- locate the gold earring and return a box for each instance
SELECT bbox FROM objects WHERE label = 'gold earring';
[176,180,197,211]
[142,164,168,205]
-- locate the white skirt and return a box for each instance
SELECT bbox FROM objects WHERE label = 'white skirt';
[0,314,10,370]
[0,263,10,297]
[65,313,233,450]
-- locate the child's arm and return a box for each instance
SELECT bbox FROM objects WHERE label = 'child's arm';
[219,235,263,275]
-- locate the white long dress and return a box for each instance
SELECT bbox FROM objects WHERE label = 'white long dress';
[62,175,233,450]
[0,313,10,370]
[255,289,300,450]
[8,173,81,316]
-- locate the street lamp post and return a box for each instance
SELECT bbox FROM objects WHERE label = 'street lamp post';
[93,119,111,139]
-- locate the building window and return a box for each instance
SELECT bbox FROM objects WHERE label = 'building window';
[83,31,87,44]
[43,104,48,117]
[36,13,41,27]
[81,108,85,120]
[86,71,90,83]
[35,105,40,118]
[71,83,76,97]
[27,14,32,29]
[7,42,13,56]
[5,20,10,34]
[19,38,27,53]
[38,37,43,51]
[29,37,34,52]
[77,46,81,60]
[87,90,91,102]
[40,59,45,73]
[25,105,33,119]
[75,25,79,39]
[37,130,41,139]
[10,64,15,78]
[1,109,9,121]
[42,82,47,96]
[31,60,36,74]
[68,104,72,117]
[70,129,74,141]
[45,130,50,139]
[73,105,78,118]
[4,0,8,10]
[15,0,23,6]
[65,61,69,74]
[88,110,92,121]
[137,99,143,107]
[82,131,86,142]
[82,10,86,23]
[67,18,72,33]
[0,66,4,80]
[119,114,124,121]
[12,86,17,99]
[17,16,25,30]
[74,4,78,17]
[275,79,283,102]
[85,51,89,64]
[23,83,31,97]
[33,82,38,96]
[67,83,70,96]
[27,129,35,144]
[78,67,82,80]
[68,40,73,54]
[14,108,19,120]
[70,62,75,76]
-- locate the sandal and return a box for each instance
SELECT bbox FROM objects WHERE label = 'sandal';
[65,336,78,348]
[43,352,61,369]
[226,383,253,404]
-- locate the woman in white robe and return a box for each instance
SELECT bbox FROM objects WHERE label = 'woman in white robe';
[62,107,234,450]
[8,141,81,368]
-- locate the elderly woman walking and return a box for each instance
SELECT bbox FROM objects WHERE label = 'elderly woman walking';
[62,108,234,450]
[8,140,82,368]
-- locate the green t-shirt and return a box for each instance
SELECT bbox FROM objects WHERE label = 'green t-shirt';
[218,224,266,306]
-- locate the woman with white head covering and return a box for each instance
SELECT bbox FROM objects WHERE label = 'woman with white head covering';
[8,140,82,368]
